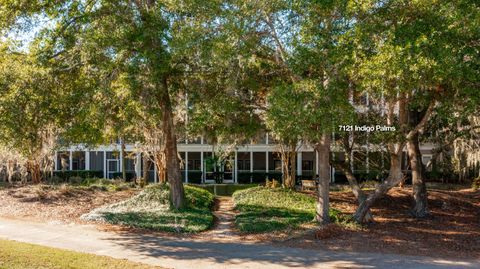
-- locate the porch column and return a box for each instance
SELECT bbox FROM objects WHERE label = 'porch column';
[85,150,90,170]
[154,162,158,183]
[315,150,319,177]
[332,167,336,183]
[135,153,141,178]
[103,150,107,178]
[200,151,204,183]
[234,151,238,184]
[297,152,302,176]
[119,146,124,174]
[250,151,253,183]
[69,150,73,171]
[266,150,269,173]
[54,151,58,171]
[185,151,189,183]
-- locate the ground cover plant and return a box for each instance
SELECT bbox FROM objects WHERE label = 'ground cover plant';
[82,184,215,233]
[233,187,352,233]
[0,239,163,269]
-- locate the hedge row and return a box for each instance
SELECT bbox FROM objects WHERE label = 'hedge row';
[237,172,283,184]
[111,172,137,181]
[53,170,103,181]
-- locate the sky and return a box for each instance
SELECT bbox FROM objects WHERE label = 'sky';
[1,14,52,52]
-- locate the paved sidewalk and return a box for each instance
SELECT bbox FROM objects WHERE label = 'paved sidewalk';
[0,217,478,269]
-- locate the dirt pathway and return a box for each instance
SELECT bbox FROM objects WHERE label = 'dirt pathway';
[201,196,240,241]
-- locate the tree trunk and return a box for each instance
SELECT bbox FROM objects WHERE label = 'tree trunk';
[142,153,149,184]
[7,160,14,183]
[28,160,41,184]
[282,148,295,188]
[315,134,331,224]
[160,79,185,210]
[280,145,295,188]
[156,151,167,184]
[336,163,374,222]
[354,152,403,222]
[407,133,429,218]
[289,150,296,188]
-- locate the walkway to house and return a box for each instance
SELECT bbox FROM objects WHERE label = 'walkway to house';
[0,217,479,269]
[202,196,239,240]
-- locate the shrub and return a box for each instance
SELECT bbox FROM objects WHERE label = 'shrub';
[136,177,146,188]
[82,178,111,186]
[80,178,133,192]
[89,184,109,191]
[238,172,283,184]
[360,180,379,189]
[53,170,103,181]
[48,175,63,185]
[68,176,83,185]
[111,172,136,181]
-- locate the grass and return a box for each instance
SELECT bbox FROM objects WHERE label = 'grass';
[83,184,215,233]
[0,239,162,269]
[190,183,258,196]
[232,186,353,233]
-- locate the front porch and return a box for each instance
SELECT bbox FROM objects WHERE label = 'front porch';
[53,144,330,184]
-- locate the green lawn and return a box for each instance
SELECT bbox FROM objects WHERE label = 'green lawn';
[190,183,258,196]
[83,184,215,233]
[0,239,162,269]
[232,186,351,233]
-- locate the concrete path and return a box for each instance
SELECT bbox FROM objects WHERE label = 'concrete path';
[0,217,478,269]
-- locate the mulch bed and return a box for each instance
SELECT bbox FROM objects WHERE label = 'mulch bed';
[0,184,138,224]
[279,187,480,259]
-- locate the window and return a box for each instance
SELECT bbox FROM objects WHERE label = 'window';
[72,151,85,170]
[237,160,251,171]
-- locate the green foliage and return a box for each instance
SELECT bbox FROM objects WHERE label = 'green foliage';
[68,176,83,185]
[349,0,480,141]
[83,184,215,233]
[80,178,135,192]
[111,172,136,181]
[52,171,104,182]
[237,171,283,184]
[232,187,351,233]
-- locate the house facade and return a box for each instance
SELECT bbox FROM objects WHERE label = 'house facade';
[55,133,435,184]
